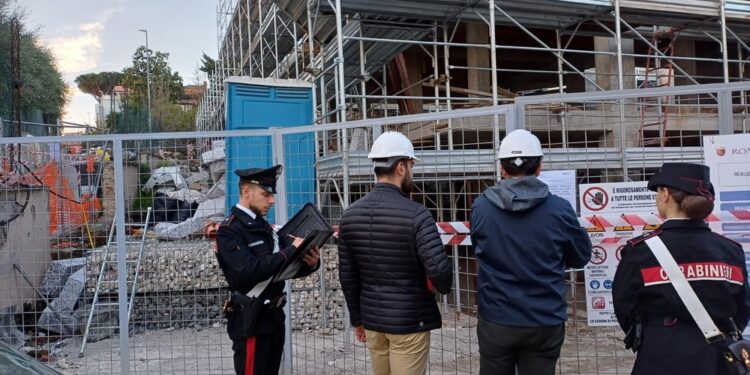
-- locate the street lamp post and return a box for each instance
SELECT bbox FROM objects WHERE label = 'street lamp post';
[138,29,152,133]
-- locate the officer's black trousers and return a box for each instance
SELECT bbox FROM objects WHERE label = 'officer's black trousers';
[477,317,565,375]
[232,327,285,375]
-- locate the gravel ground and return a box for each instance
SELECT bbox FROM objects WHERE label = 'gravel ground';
[48,308,635,374]
[52,325,234,374]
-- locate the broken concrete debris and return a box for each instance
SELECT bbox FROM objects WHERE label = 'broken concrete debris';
[37,267,86,335]
[39,258,86,299]
[142,166,188,193]
[0,306,27,349]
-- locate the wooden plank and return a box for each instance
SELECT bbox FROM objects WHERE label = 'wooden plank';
[423,81,517,99]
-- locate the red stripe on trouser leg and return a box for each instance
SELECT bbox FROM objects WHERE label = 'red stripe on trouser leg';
[245,336,256,375]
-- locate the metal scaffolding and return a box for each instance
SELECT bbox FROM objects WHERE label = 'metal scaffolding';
[198,0,750,136]
[196,3,750,336]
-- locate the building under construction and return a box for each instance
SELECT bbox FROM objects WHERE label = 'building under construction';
[193,0,750,321]
[198,0,750,135]
[0,3,749,374]
[197,0,750,212]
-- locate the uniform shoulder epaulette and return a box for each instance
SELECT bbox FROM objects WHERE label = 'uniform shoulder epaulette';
[626,229,662,247]
[219,215,235,227]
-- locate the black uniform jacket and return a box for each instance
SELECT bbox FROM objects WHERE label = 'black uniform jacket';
[613,219,750,374]
[215,206,319,336]
[338,183,453,334]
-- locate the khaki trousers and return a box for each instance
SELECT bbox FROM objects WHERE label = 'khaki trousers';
[365,330,430,375]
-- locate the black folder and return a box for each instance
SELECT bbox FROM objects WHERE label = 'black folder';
[272,203,333,281]
[277,202,333,239]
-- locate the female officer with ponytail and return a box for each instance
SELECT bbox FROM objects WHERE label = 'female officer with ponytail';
[613,162,750,374]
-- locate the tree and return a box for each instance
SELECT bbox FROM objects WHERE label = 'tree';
[75,71,124,129]
[121,46,183,107]
[0,0,67,124]
[75,73,103,102]
[114,46,199,133]
[75,46,193,133]
[198,52,215,75]
[75,71,123,102]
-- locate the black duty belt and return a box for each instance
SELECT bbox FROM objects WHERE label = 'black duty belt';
[224,291,286,313]
[266,293,286,309]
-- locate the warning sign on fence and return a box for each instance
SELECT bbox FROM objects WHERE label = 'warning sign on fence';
[583,235,627,326]
[579,182,657,215]
[579,183,657,327]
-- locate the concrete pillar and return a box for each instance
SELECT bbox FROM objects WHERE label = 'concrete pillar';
[594,37,635,90]
[595,37,638,153]
[466,22,492,96]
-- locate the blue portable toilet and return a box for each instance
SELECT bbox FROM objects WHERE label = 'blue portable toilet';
[224,77,315,223]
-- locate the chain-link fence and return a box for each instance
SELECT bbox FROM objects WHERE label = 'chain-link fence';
[0,82,747,374]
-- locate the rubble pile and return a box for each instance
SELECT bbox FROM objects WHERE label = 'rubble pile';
[37,268,86,335]
[128,289,226,332]
[289,245,346,330]
[4,138,351,365]
[84,240,226,294]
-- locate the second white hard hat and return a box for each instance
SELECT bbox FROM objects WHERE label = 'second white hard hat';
[498,129,543,159]
[368,131,420,167]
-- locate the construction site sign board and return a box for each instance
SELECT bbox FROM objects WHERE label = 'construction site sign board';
[583,230,648,327]
[579,181,657,215]
[704,134,750,337]
[704,133,750,240]
[579,181,657,326]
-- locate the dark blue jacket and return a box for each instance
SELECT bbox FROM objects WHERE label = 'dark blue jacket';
[471,176,592,327]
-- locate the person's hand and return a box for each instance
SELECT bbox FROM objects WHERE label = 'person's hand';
[303,246,320,267]
[288,235,304,248]
[354,325,366,343]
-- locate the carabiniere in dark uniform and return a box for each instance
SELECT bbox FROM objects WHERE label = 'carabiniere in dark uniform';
[612,163,750,375]
[215,165,319,375]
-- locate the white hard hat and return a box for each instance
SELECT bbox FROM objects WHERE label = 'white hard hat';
[368,131,420,167]
[498,129,543,160]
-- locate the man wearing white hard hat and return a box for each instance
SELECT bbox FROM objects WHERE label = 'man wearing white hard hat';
[470,129,592,375]
[338,131,452,375]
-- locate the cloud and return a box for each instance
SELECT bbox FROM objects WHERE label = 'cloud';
[68,85,82,96]
[78,22,104,32]
[41,1,123,76]
[32,3,125,123]
[45,22,104,75]
[99,4,125,22]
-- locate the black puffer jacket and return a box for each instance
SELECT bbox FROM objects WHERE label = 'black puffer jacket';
[338,183,452,334]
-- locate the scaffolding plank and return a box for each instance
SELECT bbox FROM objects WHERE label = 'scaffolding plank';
[620,0,719,17]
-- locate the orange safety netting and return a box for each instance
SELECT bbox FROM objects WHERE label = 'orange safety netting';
[29,162,102,234]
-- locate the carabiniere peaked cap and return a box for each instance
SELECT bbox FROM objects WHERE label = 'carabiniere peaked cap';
[235,165,283,194]
[647,162,715,199]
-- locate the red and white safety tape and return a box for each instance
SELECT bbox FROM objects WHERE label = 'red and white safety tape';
[1,152,104,169]
[577,210,750,229]
[281,211,750,247]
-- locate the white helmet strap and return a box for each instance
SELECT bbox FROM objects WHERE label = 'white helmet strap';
[372,156,407,168]
[502,155,543,168]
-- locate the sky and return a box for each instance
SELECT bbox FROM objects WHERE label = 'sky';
[22,0,219,126]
